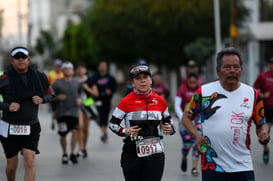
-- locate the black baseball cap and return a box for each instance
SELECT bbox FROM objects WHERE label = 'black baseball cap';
[129,64,151,79]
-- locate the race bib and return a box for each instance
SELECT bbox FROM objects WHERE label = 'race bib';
[9,125,30,135]
[58,122,68,132]
[136,137,164,157]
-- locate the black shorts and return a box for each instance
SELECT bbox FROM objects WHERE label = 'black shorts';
[265,107,273,124]
[97,104,111,126]
[0,122,41,159]
[57,116,78,136]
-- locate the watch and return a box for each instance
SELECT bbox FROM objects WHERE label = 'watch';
[122,128,126,135]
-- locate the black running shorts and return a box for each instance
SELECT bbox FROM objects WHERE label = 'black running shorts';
[0,122,41,159]
[57,116,78,136]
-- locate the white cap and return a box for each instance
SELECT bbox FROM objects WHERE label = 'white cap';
[62,62,74,69]
[11,47,29,57]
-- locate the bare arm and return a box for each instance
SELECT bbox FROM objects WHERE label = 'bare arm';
[82,83,99,98]
[182,111,208,154]
[256,123,270,145]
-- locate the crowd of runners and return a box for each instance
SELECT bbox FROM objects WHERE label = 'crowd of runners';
[0,46,272,181]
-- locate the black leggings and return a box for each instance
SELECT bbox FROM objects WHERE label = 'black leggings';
[121,151,165,181]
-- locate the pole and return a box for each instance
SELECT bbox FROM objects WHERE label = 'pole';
[230,0,238,47]
[213,0,221,79]
[214,0,221,53]
[17,0,22,43]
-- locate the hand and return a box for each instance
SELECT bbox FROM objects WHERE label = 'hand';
[58,94,67,101]
[263,91,270,99]
[105,89,112,96]
[82,83,89,91]
[195,135,210,155]
[75,98,82,106]
[32,96,43,105]
[162,123,172,135]
[9,102,20,112]
[125,125,141,138]
[257,124,270,145]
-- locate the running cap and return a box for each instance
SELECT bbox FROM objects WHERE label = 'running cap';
[10,47,29,57]
[188,59,197,67]
[62,62,74,69]
[130,64,151,79]
[54,59,62,67]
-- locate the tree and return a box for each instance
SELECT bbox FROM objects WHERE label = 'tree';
[62,0,249,68]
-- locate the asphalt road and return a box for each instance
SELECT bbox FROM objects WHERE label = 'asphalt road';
[1,100,273,181]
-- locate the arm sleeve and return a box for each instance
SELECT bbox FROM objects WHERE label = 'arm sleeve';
[109,107,126,137]
[174,96,183,121]
[109,116,126,137]
[162,108,176,135]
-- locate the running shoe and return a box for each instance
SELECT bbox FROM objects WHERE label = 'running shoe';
[82,150,88,158]
[51,119,55,130]
[62,154,68,164]
[263,150,269,164]
[181,157,187,172]
[70,154,78,164]
[191,168,199,177]
[101,134,108,143]
[77,150,88,159]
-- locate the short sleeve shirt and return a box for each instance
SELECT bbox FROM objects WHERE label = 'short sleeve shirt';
[186,81,265,172]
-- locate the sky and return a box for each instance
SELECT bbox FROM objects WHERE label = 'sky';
[0,0,28,37]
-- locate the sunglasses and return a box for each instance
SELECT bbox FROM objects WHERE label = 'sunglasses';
[13,54,28,59]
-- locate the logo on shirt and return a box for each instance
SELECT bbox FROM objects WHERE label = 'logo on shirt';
[240,97,250,109]
[147,98,158,105]
[201,92,227,120]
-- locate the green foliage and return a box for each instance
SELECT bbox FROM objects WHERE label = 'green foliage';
[34,31,62,66]
[62,0,249,68]
[184,37,214,65]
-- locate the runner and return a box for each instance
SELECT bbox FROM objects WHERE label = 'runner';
[182,47,270,181]
[253,57,273,164]
[75,62,99,158]
[47,59,64,130]
[174,72,201,176]
[0,46,54,181]
[109,64,175,181]
[92,61,117,143]
[52,62,81,164]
